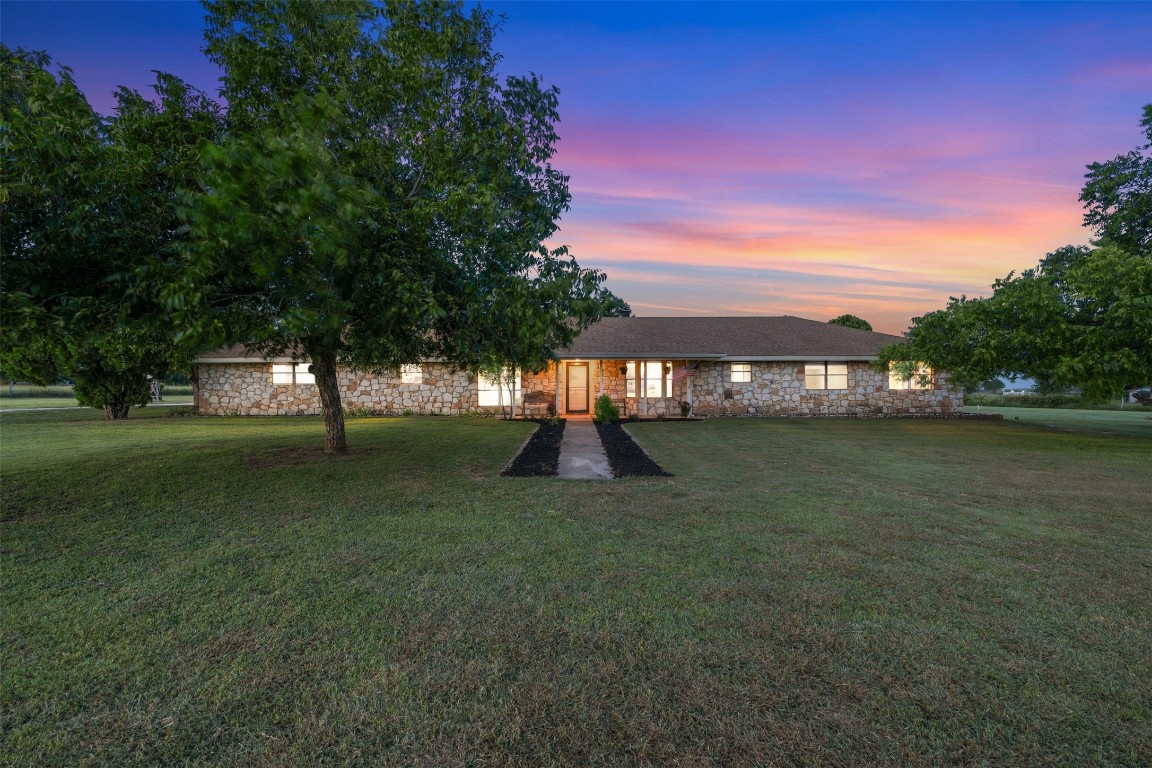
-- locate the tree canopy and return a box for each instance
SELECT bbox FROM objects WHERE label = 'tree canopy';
[879,105,1152,398]
[827,314,872,332]
[167,0,622,452]
[1081,104,1152,255]
[0,46,224,418]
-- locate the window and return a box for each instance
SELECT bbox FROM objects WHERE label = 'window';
[271,362,315,385]
[400,363,422,384]
[730,363,752,383]
[889,363,933,390]
[477,369,521,406]
[625,360,673,398]
[804,362,848,389]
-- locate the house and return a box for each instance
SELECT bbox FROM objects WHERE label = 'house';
[192,316,962,417]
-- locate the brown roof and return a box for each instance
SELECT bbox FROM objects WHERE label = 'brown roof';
[196,316,903,363]
[194,343,305,363]
[557,316,903,360]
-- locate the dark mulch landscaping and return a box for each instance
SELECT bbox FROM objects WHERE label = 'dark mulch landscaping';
[501,419,565,477]
[594,421,673,477]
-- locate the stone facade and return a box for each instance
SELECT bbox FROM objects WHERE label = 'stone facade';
[197,362,532,416]
[195,359,961,417]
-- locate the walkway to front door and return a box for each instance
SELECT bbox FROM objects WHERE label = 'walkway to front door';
[556,417,613,480]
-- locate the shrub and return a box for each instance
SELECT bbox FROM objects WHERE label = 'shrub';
[593,394,620,423]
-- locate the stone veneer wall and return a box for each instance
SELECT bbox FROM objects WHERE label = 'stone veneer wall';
[196,360,961,417]
[197,362,541,416]
[593,360,961,417]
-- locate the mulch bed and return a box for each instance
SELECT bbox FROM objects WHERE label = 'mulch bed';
[501,419,565,477]
[594,421,673,477]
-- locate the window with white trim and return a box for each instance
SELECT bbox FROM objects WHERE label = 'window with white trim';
[730,362,752,383]
[804,362,848,389]
[625,360,673,398]
[400,363,422,384]
[271,362,315,385]
[477,369,521,406]
[889,362,933,390]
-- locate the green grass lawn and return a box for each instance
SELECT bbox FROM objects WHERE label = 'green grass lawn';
[964,405,1152,439]
[0,385,193,411]
[2,410,1149,766]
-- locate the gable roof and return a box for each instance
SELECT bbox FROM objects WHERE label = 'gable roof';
[556,316,903,360]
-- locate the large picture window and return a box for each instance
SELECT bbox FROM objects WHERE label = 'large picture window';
[730,362,752,383]
[889,363,933,390]
[478,369,521,406]
[625,360,673,398]
[271,362,315,385]
[400,364,422,384]
[804,362,848,389]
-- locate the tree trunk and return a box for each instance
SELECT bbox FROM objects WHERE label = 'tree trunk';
[104,400,130,420]
[311,351,348,455]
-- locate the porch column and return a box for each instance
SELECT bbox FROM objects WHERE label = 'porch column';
[641,359,648,418]
[598,360,604,396]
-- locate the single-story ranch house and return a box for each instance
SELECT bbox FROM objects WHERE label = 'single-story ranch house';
[193,316,961,418]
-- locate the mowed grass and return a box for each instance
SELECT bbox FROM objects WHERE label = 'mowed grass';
[2,410,1149,766]
[964,405,1152,439]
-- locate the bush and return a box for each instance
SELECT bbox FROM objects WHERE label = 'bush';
[593,394,620,423]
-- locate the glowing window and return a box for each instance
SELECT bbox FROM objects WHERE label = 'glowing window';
[477,369,521,406]
[889,363,933,390]
[400,364,422,384]
[626,360,673,398]
[730,363,752,383]
[271,363,315,385]
[804,362,848,389]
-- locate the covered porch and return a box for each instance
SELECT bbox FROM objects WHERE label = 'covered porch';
[532,358,709,418]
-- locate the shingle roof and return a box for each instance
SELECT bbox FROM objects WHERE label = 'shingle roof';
[556,316,903,360]
[195,316,904,363]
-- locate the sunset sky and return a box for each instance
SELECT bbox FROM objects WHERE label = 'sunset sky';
[4,1,1149,334]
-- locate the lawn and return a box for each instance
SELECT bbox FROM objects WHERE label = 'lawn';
[964,405,1152,439]
[2,410,1149,766]
[0,385,193,411]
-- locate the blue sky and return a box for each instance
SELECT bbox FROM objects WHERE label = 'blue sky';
[4,1,1150,332]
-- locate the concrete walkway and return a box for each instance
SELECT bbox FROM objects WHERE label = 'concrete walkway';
[557,418,613,480]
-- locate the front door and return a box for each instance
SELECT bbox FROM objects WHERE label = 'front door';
[566,363,589,413]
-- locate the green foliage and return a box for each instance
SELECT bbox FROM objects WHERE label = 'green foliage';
[827,314,873,332]
[0,45,223,418]
[594,394,620,423]
[170,1,620,452]
[880,243,1151,398]
[1081,104,1152,255]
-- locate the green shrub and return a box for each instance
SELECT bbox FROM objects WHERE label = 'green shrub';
[593,394,620,423]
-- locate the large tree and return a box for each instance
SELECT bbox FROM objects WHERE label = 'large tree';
[1,46,223,418]
[879,105,1152,399]
[169,0,620,453]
